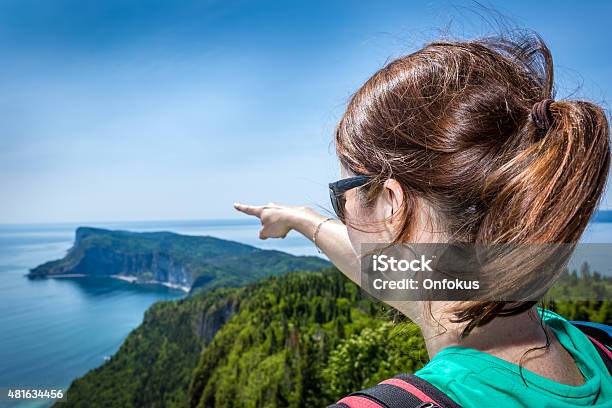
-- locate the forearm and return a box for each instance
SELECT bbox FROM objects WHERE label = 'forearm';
[292,212,360,285]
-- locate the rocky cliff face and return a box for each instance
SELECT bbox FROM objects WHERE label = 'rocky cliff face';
[74,247,192,285]
[195,295,241,344]
[31,246,192,286]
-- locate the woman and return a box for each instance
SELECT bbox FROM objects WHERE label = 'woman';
[235,32,612,407]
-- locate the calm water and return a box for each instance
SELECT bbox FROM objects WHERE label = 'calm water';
[0,219,317,408]
[0,219,608,408]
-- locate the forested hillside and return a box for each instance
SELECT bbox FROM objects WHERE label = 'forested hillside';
[59,269,427,408]
[187,270,427,407]
[58,266,611,408]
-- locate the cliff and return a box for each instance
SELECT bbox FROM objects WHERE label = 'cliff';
[28,227,329,291]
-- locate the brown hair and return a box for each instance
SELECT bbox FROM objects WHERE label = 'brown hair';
[335,32,610,335]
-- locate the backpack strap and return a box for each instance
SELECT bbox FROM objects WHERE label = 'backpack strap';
[327,374,462,408]
[571,321,612,375]
[586,334,612,375]
[571,321,611,347]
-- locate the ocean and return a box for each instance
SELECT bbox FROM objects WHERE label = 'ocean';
[0,219,609,408]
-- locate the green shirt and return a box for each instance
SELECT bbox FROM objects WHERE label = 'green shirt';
[415,310,612,407]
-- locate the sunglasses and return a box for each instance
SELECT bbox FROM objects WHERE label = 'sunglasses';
[328,175,373,221]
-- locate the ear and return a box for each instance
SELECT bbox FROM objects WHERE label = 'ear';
[382,178,404,220]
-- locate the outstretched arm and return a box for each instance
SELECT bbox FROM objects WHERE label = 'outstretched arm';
[233,203,360,284]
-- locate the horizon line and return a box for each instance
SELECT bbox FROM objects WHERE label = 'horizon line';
[0,217,262,228]
[1,207,612,227]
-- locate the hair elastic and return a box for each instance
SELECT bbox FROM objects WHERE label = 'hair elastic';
[531,98,554,130]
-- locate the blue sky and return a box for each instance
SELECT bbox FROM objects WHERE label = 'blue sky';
[1,0,611,223]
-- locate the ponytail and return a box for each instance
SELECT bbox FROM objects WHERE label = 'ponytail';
[454,99,610,337]
[480,99,610,245]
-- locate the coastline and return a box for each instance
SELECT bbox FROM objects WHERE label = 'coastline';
[111,274,138,283]
[31,273,189,293]
[48,274,87,278]
[110,274,190,293]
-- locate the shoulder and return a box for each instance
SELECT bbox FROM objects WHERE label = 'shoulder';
[414,348,485,403]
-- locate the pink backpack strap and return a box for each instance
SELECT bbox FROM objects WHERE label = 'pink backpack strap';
[586,334,612,375]
[571,321,612,375]
[587,334,612,359]
[327,374,461,408]
[333,395,385,408]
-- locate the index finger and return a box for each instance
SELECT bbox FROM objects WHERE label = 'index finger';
[234,202,264,218]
